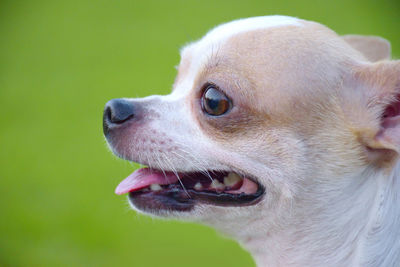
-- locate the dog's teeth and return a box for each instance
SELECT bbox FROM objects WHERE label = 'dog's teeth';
[210,179,225,190]
[142,188,149,192]
[150,184,162,191]
[223,172,242,187]
[194,182,203,190]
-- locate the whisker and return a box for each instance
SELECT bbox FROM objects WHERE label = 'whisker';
[164,156,190,198]
[169,149,215,183]
[155,154,169,183]
[145,153,153,171]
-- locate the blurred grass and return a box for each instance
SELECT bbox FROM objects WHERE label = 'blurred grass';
[0,0,398,266]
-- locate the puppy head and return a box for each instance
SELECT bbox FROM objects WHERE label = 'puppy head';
[103,16,400,238]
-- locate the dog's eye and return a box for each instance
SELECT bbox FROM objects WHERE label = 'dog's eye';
[201,86,231,116]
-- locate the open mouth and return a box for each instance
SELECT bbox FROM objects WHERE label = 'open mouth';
[116,168,265,212]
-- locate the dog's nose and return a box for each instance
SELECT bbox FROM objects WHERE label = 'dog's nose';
[104,99,135,124]
[103,98,136,135]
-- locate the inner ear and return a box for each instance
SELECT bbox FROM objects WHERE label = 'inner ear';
[382,96,400,120]
[342,35,391,62]
[367,62,400,153]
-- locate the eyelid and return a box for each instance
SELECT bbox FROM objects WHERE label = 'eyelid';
[202,83,232,105]
[202,82,228,96]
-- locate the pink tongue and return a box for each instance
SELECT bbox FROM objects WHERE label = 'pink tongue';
[115,168,179,195]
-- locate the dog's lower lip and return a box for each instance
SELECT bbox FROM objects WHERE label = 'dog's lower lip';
[118,167,265,211]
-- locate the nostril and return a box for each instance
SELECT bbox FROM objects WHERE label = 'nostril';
[104,106,112,122]
[112,113,134,124]
[103,106,111,136]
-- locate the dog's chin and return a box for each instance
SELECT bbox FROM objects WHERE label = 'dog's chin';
[117,166,265,217]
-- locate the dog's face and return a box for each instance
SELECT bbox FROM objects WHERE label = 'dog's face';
[104,16,400,242]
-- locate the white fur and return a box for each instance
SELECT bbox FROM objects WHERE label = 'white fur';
[202,15,302,45]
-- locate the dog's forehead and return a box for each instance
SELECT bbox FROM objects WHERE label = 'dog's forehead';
[180,16,302,64]
[200,15,302,45]
[174,16,303,95]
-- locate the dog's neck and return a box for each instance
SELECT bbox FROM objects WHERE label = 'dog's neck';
[232,161,400,267]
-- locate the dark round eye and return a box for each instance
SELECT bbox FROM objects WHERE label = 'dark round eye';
[201,85,231,116]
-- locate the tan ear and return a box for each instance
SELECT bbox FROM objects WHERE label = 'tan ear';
[357,61,400,153]
[342,35,391,62]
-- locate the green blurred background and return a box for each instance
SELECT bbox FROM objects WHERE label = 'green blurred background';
[0,0,398,266]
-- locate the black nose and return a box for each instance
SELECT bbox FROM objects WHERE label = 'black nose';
[103,99,135,135]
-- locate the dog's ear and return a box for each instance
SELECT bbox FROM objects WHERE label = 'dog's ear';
[356,61,400,154]
[342,35,391,62]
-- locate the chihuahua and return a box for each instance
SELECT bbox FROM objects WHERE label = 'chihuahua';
[103,16,400,266]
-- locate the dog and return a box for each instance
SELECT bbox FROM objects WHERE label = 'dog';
[103,16,400,266]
